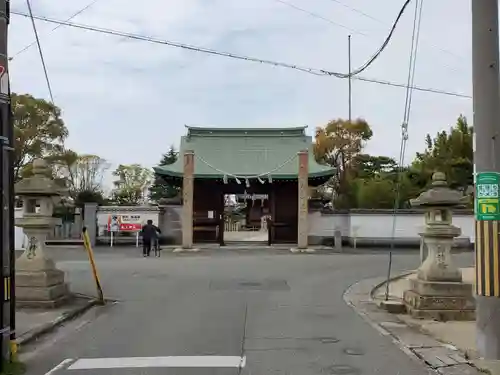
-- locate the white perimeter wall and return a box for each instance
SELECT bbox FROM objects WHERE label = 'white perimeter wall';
[309,211,475,242]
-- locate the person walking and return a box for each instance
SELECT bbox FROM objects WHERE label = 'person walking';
[140,220,161,257]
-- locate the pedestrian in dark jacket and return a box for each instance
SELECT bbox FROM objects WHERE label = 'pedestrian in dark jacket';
[141,220,161,257]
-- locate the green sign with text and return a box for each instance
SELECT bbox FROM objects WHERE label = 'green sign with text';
[476,172,500,220]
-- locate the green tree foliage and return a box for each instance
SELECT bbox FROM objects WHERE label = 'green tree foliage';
[149,146,180,203]
[356,177,395,209]
[314,114,473,210]
[314,118,373,208]
[412,115,473,192]
[12,93,68,182]
[112,164,153,205]
[74,190,106,207]
[352,154,398,179]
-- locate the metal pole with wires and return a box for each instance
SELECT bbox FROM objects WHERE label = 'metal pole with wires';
[472,0,500,360]
[348,35,352,123]
[0,0,11,366]
[385,0,423,301]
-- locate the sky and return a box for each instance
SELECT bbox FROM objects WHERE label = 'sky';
[8,0,471,189]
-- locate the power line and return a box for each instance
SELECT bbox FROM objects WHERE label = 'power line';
[25,0,55,103]
[10,0,102,60]
[327,0,465,62]
[272,0,368,36]
[328,0,382,23]
[11,10,471,99]
[386,0,424,299]
[334,0,413,78]
[274,0,414,78]
[353,76,468,98]
[275,0,465,75]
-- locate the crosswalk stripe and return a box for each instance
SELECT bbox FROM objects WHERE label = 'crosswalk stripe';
[68,356,246,369]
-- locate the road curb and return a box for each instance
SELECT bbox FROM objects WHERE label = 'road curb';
[368,270,415,300]
[16,296,101,348]
[344,275,484,375]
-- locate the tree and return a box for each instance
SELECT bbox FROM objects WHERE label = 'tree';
[314,118,373,208]
[149,146,180,203]
[352,154,398,179]
[356,177,396,209]
[49,150,110,202]
[411,115,473,192]
[112,164,153,205]
[13,93,68,182]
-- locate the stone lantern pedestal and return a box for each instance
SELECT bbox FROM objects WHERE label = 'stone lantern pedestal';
[15,159,70,308]
[403,172,475,320]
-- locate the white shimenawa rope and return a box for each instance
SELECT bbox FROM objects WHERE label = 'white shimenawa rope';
[194,153,298,180]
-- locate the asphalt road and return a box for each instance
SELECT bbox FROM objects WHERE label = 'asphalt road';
[21,247,474,375]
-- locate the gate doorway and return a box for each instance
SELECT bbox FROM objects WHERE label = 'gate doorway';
[222,192,270,245]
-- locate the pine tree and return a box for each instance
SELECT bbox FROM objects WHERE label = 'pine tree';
[149,145,180,203]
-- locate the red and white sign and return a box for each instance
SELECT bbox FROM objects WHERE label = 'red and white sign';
[107,214,143,232]
[119,223,142,231]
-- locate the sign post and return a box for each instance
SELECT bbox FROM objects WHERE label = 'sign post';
[476,172,500,221]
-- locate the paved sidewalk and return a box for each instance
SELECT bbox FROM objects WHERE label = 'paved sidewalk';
[344,273,484,375]
[16,296,98,348]
[371,268,500,375]
[372,269,478,358]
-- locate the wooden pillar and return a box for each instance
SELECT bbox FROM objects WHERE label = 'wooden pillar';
[182,151,194,248]
[297,150,309,249]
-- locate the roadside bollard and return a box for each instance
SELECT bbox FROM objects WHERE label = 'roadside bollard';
[334,229,342,252]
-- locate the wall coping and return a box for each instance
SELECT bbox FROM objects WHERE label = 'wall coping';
[97,205,160,213]
[317,208,474,215]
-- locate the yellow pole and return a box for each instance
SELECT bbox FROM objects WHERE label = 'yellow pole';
[82,227,105,305]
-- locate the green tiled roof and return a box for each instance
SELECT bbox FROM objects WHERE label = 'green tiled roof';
[154,126,335,179]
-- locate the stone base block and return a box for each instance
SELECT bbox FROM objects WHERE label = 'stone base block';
[16,268,65,288]
[403,289,475,321]
[16,282,70,306]
[405,304,475,321]
[379,300,407,314]
[409,278,474,297]
[404,289,475,311]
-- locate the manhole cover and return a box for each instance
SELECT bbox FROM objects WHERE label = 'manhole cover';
[324,364,361,375]
[210,279,289,291]
[343,348,365,356]
[239,282,262,287]
[317,337,340,344]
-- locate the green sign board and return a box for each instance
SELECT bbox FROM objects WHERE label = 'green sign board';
[476,172,500,220]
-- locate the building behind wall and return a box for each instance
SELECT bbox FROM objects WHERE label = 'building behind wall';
[154,126,336,245]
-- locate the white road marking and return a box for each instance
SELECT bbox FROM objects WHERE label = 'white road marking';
[68,356,246,370]
[44,359,74,375]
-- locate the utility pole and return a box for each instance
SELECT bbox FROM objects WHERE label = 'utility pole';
[472,0,500,360]
[0,0,12,367]
[348,35,352,123]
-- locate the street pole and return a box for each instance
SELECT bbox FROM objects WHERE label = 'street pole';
[0,0,10,367]
[472,0,500,360]
[348,35,352,123]
[8,71,15,361]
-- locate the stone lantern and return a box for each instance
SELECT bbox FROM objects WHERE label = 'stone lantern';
[15,159,70,308]
[403,172,475,320]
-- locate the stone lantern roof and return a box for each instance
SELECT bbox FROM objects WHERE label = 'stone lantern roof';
[410,172,469,208]
[15,159,65,197]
